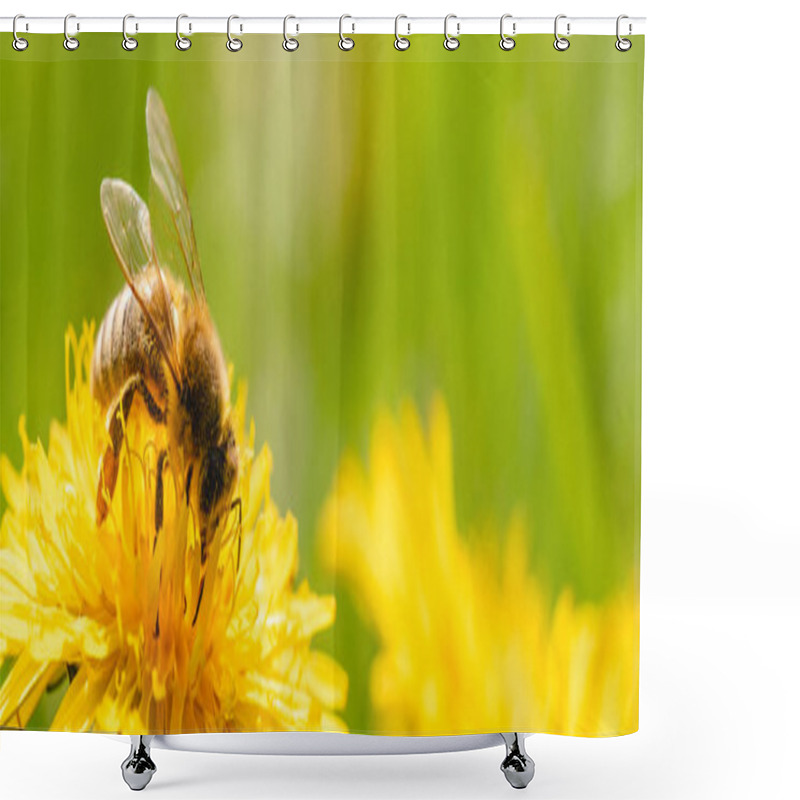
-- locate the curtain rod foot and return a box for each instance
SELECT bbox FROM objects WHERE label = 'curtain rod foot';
[500,733,535,789]
[121,735,157,791]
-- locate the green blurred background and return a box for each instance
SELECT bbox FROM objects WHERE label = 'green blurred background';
[1,34,643,731]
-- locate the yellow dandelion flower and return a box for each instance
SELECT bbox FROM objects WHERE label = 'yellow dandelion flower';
[0,323,347,734]
[318,394,637,737]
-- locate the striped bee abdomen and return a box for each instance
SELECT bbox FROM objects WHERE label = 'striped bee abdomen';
[91,282,167,410]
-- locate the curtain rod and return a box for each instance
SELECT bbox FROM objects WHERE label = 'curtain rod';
[1,16,646,37]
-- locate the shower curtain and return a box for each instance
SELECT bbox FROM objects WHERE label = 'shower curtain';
[0,31,643,738]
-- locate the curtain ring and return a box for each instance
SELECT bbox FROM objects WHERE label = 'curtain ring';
[339,14,355,51]
[12,14,28,51]
[122,14,138,51]
[227,15,243,51]
[553,14,570,51]
[443,14,460,51]
[615,14,632,51]
[394,15,410,51]
[176,14,191,50]
[283,15,299,51]
[64,13,79,51]
[499,14,515,51]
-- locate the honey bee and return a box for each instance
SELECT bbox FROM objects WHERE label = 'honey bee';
[92,88,239,581]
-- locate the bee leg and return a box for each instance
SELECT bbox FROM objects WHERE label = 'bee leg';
[185,465,193,503]
[152,451,168,640]
[154,450,168,545]
[200,527,208,565]
[96,383,135,526]
[96,375,164,526]
[154,566,162,639]
[230,498,243,574]
[191,575,206,627]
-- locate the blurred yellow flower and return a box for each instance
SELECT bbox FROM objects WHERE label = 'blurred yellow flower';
[0,323,347,734]
[318,395,638,736]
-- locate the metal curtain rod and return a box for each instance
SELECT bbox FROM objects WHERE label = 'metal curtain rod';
[1,16,646,36]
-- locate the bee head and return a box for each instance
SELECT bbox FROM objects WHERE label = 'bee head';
[198,418,239,536]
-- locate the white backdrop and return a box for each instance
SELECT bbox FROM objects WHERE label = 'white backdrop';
[2,1,798,798]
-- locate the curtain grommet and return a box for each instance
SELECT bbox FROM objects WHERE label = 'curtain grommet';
[283,15,299,52]
[12,15,28,51]
[176,14,192,51]
[339,14,355,51]
[64,13,79,51]
[227,15,243,52]
[499,14,516,51]
[443,14,460,51]
[122,14,138,51]
[394,15,411,51]
[615,15,632,51]
[553,14,570,51]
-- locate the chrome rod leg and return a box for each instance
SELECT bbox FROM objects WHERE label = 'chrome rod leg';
[121,735,156,791]
[500,733,535,789]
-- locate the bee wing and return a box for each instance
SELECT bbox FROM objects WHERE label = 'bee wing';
[100,177,182,387]
[146,88,207,307]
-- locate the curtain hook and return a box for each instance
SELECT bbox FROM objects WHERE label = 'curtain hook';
[553,14,570,51]
[499,14,515,51]
[339,14,355,51]
[176,14,191,50]
[122,14,138,51]
[394,15,410,51]
[616,14,632,51]
[444,14,460,51]
[12,14,28,51]
[227,15,243,51]
[64,13,79,51]
[283,15,299,51]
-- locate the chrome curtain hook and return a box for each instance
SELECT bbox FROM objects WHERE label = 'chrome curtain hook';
[122,14,138,51]
[283,15,299,52]
[227,15,243,51]
[64,13,79,51]
[499,14,515,51]
[615,14,632,51]
[394,14,410,51]
[176,14,191,50]
[12,14,28,51]
[443,13,460,51]
[339,14,355,51]
[553,14,570,51]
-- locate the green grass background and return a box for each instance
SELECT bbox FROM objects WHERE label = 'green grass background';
[1,34,643,731]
